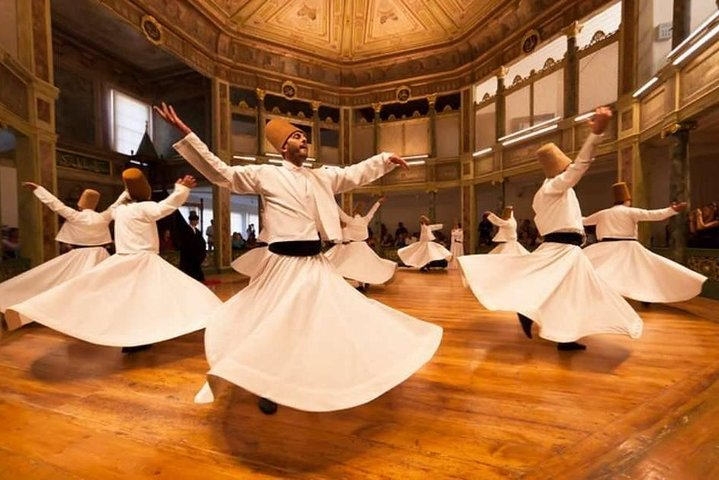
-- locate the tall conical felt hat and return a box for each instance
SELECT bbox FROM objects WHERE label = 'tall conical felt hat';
[265,118,302,153]
[122,168,151,201]
[536,142,572,178]
[77,189,100,210]
[612,182,631,203]
[501,205,514,220]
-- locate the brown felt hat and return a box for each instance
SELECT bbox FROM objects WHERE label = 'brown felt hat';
[122,168,151,201]
[266,118,302,153]
[77,189,100,210]
[536,142,572,178]
[501,205,514,220]
[419,215,431,224]
[612,182,631,203]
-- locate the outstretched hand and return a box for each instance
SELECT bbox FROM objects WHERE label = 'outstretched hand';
[154,102,192,136]
[587,106,612,135]
[387,154,409,169]
[22,181,39,191]
[176,175,197,189]
[671,201,688,212]
[378,196,387,204]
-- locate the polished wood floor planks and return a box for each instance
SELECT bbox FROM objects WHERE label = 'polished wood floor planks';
[1,268,718,479]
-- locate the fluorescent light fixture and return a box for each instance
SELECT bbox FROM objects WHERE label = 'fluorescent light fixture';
[266,152,282,158]
[129,159,148,166]
[498,116,560,142]
[632,76,659,97]
[472,147,493,157]
[306,157,316,162]
[667,11,719,58]
[268,159,283,165]
[233,155,256,161]
[402,154,429,160]
[501,124,558,147]
[302,162,313,167]
[407,160,426,166]
[672,23,719,66]
[574,111,595,122]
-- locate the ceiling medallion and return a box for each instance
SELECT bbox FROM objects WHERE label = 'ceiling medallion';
[521,29,541,55]
[141,15,163,45]
[281,81,297,99]
[396,86,411,103]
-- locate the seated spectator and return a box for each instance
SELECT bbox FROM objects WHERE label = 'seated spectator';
[160,229,175,251]
[689,202,719,248]
[231,232,245,250]
[381,233,395,248]
[2,227,20,260]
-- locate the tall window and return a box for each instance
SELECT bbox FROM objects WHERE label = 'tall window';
[111,89,151,155]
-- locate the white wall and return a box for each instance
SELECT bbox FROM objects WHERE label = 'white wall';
[579,42,619,113]
[637,0,673,84]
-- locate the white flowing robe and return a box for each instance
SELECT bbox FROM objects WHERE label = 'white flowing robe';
[0,188,125,323]
[325,201,396,284]
[448,228,465,269]
[486,212,530,255]
[6,184,220,346]
[174,133,442,412]
[397,223,452,268]
[583,205,706,302]
[459,134,643,342]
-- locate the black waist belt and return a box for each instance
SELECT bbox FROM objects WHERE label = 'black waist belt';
[70,244,106,249]
[600,237,637,242]
[543,232,584,246]
[256,242,268,247]
[269,240,322,257]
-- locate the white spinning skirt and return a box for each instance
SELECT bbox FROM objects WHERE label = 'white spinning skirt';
[325,242,396,284]
[489,241,530,256]
[459,242,643,343]
[0,247,109,324]
[231,246,270,279]
[195,251,442,412]
[583,240,706,303]
[397,241,452,268]
[7,252,220,346]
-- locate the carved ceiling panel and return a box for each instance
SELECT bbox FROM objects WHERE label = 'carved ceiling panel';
[199,0,504,60]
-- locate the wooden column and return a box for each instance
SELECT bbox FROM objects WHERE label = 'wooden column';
[495,67,507,140]
[372,102,382,154]
[619,0,638,95]
[563,21,582,118]
[256,88,266,156]
[340,107,351,166]
[311,100,320,162]
[211,78,232,270]
[665,122,695,264]
[428,93,437,158]
[672,0,692,49]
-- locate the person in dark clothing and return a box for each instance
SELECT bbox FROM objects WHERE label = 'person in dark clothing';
[478,213,494,247]
[176,211,207,282]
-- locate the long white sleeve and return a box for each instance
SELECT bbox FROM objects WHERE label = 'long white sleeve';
[543,133,603,194]
[487,213,510,227]
[629,206,677,222]
[320,153,396,193]
[33,187,80,222]
[140,184,191,222]
[173,133,262,194]
[363,201,381,222]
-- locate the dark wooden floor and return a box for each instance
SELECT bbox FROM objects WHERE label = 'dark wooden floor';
[1,268,718,479]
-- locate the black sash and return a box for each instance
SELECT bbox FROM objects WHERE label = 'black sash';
[70,244,106,249]
[542,232,584,246]
[269,240,322,257]
[600,237,638,242]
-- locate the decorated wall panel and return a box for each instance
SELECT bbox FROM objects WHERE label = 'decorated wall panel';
[436,113,460,158]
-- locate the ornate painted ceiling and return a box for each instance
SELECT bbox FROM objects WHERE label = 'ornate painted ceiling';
[195,0,506,61]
